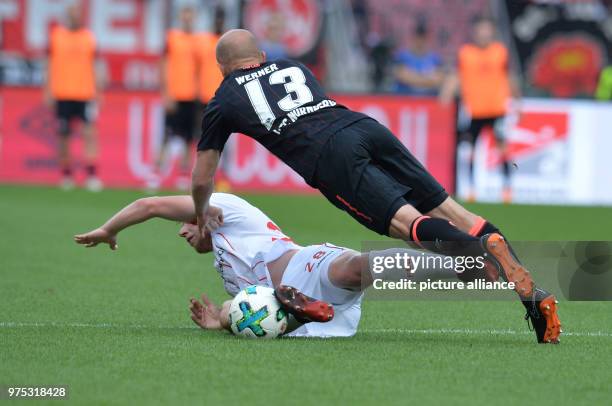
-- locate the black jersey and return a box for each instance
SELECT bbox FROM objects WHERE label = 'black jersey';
[197,59,368,184]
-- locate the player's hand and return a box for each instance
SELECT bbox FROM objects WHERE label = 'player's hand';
[196,213,207,236]
[205,206,224,232]
[189,294,222,330]
[73,228,118,250]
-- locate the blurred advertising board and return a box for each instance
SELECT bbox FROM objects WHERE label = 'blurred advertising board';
[0,0,231,90]
[456,98,612,205]
[502,0,612,98]
[0,89,455,193]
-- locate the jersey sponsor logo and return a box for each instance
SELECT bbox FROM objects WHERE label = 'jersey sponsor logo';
[284,99,336,123]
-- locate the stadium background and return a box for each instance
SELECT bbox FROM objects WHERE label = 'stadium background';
[2,1,612,404]
[1,0,612,204]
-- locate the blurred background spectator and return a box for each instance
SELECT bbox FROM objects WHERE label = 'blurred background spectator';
[259,12,289,61]
[196,5,226,106]
[440,16,522,204]
[153,4,226,192]
[1,0,612,205]
[366,26,394,92]
[156,6,199,191]
[44,3,102,191]
[392,19,443,96]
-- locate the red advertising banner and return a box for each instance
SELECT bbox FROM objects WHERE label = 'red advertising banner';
[1,0,198,89]
[0,88,455,193]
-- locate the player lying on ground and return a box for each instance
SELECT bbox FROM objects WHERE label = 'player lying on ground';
[190,29,561,343]
[76,193,554,342]
[75,193,419,337]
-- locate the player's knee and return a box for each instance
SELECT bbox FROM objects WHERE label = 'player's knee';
[389,205,422,240]
[329,252,365,290]
[426,197,479,233]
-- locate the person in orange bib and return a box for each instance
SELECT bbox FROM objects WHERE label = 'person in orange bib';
[196,7,225,109]
[195,6,229,192]
[440,16,522,203]
[44,4,102,191]
[155,6,199,191]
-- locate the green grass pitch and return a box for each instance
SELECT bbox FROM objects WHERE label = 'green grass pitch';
[1,184,611,405]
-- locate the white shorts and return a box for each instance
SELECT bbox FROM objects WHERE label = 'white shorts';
[280,243,363,338]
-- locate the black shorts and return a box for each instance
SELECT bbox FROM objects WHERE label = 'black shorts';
[312,118,448,236]
[165,100,198,142]
[56,100,90,135]
[465,116,506,143]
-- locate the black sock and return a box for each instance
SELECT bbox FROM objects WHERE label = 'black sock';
[472,219,501,238]
[410,216,484,258]
[85,164,97,177]
[471,218,522,263]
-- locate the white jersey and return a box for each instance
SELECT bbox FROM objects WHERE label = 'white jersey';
[208,193,300,296]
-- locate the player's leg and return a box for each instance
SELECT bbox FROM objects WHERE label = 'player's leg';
[174,101,197,191]
[278,244,365,337]
[79,101,102,191]
[150,105,177,190]
[313,119,486,260]
[427,197,561,341]
[276,245,358,325]
[327,247,443,290]
[55,101,74,190]
[492,116,512,203]
[464,118,486,202]
[423,195,479,232]
[388,196,561,343]
[359,119,561,342]
[312,120,560,341]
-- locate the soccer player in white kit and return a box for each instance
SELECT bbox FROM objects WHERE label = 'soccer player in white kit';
[74,193,377,337]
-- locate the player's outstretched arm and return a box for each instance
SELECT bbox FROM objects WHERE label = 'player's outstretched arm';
[192,149,220,234]
[73,196,222,250]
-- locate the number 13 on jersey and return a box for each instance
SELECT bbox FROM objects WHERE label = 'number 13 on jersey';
[244,67,314,130]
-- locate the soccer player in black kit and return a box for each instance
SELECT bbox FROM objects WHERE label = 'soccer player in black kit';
[191,29,561,344]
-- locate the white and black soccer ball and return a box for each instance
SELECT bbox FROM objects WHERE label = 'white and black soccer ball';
[229,285,288,339]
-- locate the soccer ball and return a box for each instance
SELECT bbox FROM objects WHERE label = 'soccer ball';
[229,285,288,339]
